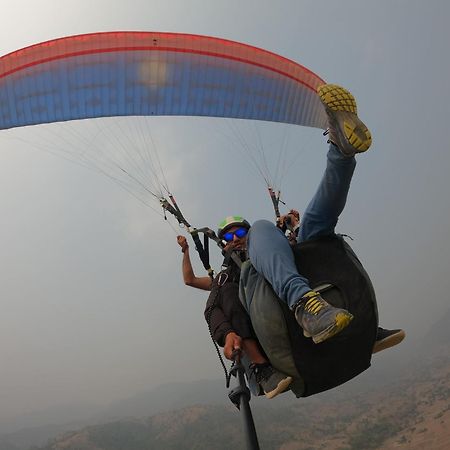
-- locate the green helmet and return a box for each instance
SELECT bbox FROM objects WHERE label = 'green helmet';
[217,215,251,239]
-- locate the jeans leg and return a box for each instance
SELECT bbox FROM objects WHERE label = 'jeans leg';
[247,220,311,309]
[298,144,356,243]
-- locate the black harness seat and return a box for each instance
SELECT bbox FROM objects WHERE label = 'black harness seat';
[240,235,379,397]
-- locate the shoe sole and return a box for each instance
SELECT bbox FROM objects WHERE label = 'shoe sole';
[317,84,372,153]
[372,330,406,354]
[303,311,354,344]
[264,376,294,399]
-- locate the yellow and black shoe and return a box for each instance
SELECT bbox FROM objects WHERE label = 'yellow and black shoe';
[294,291,353,344]
[317,84,372,157]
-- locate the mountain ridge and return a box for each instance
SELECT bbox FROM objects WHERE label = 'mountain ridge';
[2,308,449,449]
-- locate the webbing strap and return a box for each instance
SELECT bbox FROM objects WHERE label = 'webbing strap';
[160,195,242,277]
[221,247,243,270]
[190,229,214,279]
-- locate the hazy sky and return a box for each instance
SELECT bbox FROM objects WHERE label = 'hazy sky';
[0,0,449,422]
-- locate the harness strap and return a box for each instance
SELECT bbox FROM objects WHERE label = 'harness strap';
[190,229,214,279]
[160,195,243,277]
[221,247,243,270]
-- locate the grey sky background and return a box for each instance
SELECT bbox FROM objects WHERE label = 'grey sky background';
[0,0,449,422]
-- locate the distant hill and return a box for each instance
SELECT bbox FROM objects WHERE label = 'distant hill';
[36,345,450,449]
[96,378,229,421]
[0,380,229,450]
[4,309,450,450]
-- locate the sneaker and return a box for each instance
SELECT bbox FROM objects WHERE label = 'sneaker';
[317,84,372,157]
[250,363,293,399]
[373,327,405,354]
[294,291,353,344]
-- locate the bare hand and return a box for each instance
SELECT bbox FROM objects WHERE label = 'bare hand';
[177,235,189,252]
[224,332,242,360]
[279,209,300,229]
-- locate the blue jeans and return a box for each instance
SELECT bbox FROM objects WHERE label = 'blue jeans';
[247,144,356,308]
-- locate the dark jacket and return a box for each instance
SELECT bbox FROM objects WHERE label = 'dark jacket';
[204,264,256,346]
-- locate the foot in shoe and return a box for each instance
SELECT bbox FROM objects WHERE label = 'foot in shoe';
[294,291,353,344]
[317,84,372,157]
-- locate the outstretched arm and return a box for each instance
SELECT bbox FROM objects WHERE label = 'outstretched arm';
[177,236,212,291]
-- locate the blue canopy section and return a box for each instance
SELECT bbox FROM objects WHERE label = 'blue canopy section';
[0,32,327,130]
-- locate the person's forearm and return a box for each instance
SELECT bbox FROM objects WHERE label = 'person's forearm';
[182,249,211,290]
[182,249,196,283]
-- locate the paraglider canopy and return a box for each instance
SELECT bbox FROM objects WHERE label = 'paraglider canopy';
[0,31,327,130]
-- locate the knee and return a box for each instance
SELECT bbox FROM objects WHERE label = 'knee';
[248,220,276,242]
[249,219,276,234]
[247,219,281,254]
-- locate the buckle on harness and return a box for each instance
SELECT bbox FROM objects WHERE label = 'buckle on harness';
[217,272,229,286]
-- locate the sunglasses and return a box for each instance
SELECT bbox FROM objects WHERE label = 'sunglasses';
[223,227,249,242]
